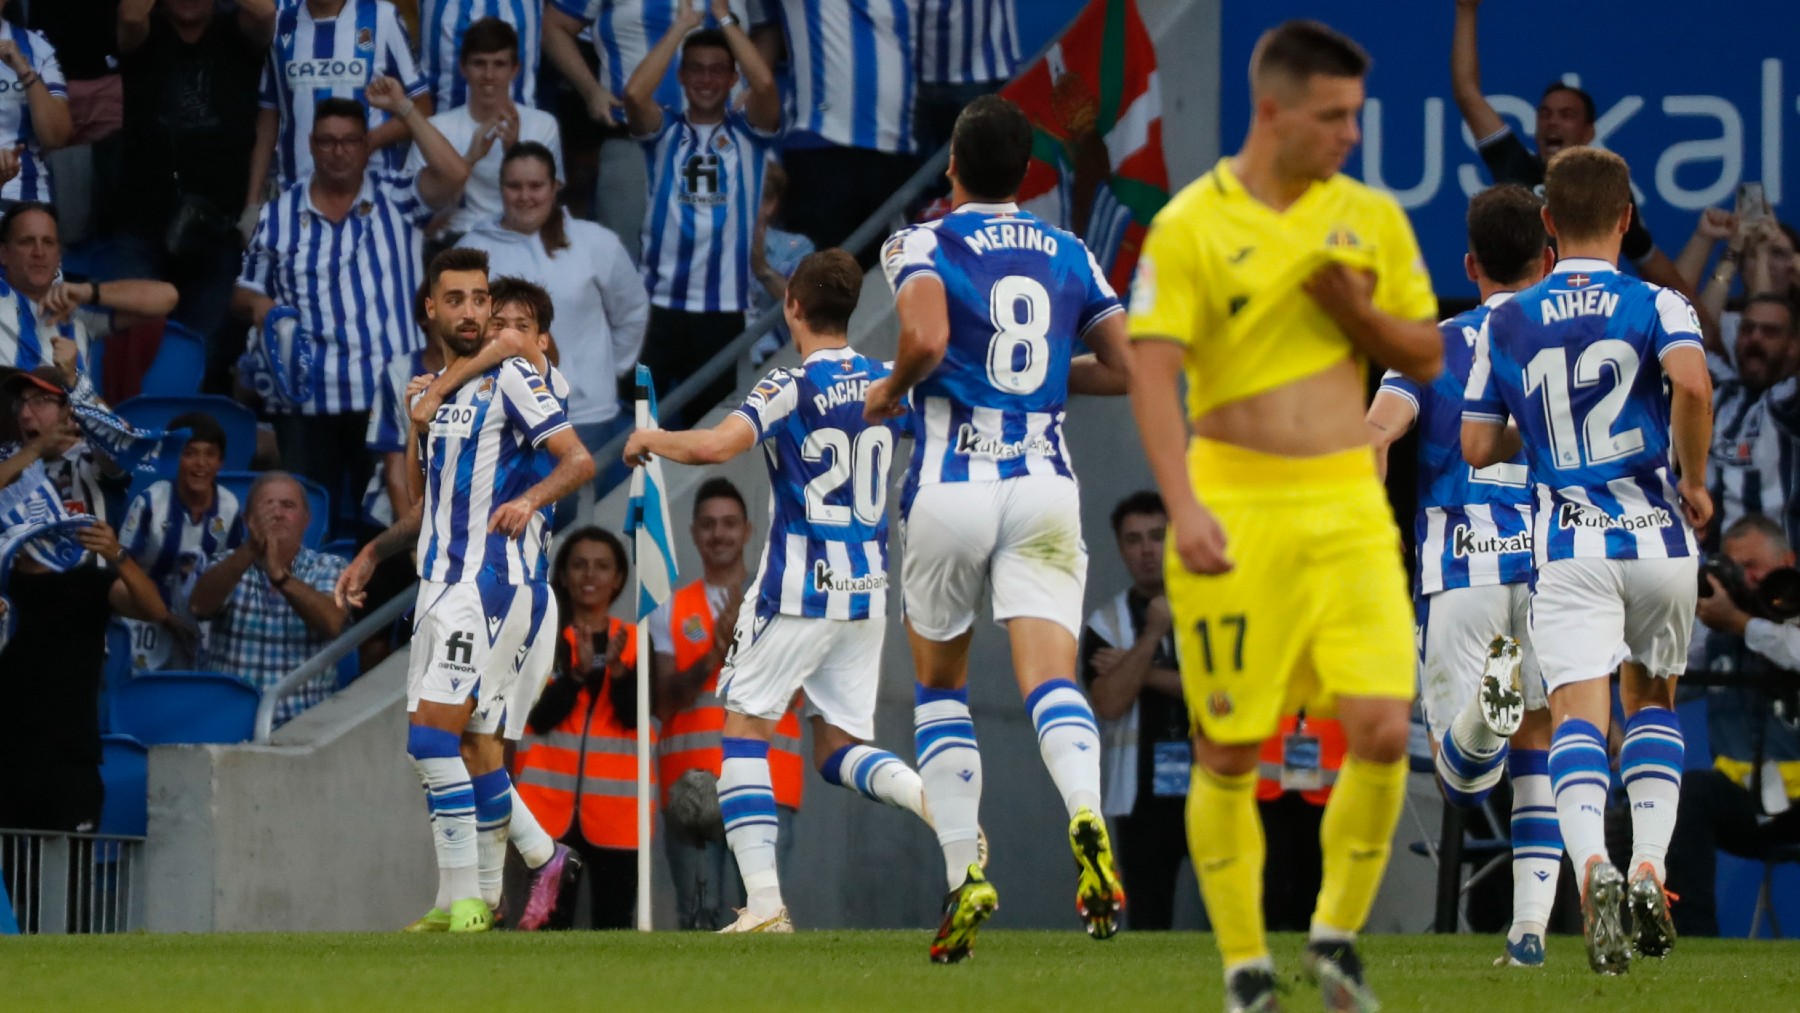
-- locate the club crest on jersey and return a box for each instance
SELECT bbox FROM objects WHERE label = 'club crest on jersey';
[1450,524,1532,558]
[1325,228,1361,249]
[811,560,886,594]
[1206,691,1233,718]
[476,377,495,402]
[712,132,733,152]
[682,615,707,643]
[356,28,375,52]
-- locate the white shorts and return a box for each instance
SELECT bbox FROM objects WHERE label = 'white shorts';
[1530,556,1697,692]
[1417,583,1545,739]
[407,578,534,736]
[901,474,1088,641]
[719,611,883,741]
[503,584,560,741]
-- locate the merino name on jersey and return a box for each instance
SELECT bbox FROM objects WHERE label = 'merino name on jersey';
[963,223,1058,256]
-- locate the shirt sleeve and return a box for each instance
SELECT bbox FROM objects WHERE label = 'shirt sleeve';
[1373,194,1439,322]
[1746,618,1800,673]
[1076,244,1125,337]
[1475,127,1543,187]
[648,598,675,655]
[31,33,66,99]
[237,205,277,294]
[497,358,572,447]
[1376,368,1422,413]
[377,171,432,226]
[258,53,277,109]
[1652,287,1706,361]
[119,491,151,559]
[305,551,349,593]
[1462,313,1507,422]
[379,5,428,98]
[880,226,941,295]
[1126,208,1202,346]
[732,369,799,440]
[366,362,406,452]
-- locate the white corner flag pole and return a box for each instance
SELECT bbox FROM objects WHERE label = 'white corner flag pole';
[634,393,654,933]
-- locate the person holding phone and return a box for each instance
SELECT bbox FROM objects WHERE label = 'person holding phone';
[512,526,649,930]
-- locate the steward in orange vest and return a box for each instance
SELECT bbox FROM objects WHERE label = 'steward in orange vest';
[514,618,652,848]
[655,579,805,811]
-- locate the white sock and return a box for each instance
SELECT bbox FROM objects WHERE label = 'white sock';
[509,786,556,869]
[1548,719,1611,874]
[821,743,926,820]
[720,737,783,918]
[1436,713,1509,808]
[408,728,480,910]
[1025,678,1103,817]
[1621,707,1684,881]
[914,685,982,889]
[1507,748,1561,940]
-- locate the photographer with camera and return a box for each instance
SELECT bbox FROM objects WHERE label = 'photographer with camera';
[1669,514,1800,935]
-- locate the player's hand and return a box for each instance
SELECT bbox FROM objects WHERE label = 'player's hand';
[622,429,656,467]
[1090,647,1124,677]
[410,384,444,430]
[335,546,378,609]
[1172,501,1234,576]
[1696,574,1751,635]
[1677,478,1713,531]
[489,496,536,538]
[1303,262,1377,332]
[1695,207,1737,244]
[364,76,413,117]
[863,377,909,423]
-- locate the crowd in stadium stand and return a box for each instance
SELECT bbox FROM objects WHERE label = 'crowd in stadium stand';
[1,0,1799,938]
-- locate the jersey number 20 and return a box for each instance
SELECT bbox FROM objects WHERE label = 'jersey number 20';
[1521,339,1646,469]
[802,427,893,526]
[987,275,1052,395]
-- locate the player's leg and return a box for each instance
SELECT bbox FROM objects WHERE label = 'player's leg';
[402,581,487,932]
[1536,558,1632,974]
[1500,587,1560,966]
[452,580,533,921]
[498,586,583,931]
[459,732,511,914]
[809,617,929,823]
[1421,587,1521,807]
[900,483,999,963]
[988,475,1121,938]
[1616,556,1699,958]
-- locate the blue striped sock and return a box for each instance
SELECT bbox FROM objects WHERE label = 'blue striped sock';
[1548,719,1612,872]
[407,724,478,908]
[1024,678,1103,817]
[915,684,982,887]
[470,768,512,908]
[1436,726,1508,807]
[1621,707,1684,880]
[1507,749,1561,936]
[720,736,783,916]
[821,743,926,817]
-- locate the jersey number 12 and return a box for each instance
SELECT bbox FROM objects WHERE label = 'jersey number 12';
[1521,339,1646,469]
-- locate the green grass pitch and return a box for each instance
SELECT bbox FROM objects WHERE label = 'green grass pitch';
[5,931,1797,1011]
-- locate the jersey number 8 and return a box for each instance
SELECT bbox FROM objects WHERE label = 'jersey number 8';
[986,275,1052,395]
[802,426,894,527]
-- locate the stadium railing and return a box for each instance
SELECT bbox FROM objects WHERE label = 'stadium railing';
[261,146,956,744]
[1,829,145,934]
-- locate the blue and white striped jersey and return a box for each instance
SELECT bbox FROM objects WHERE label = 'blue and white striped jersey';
[0,274,107,373]
[732,346,900,621]
[259,0,425,191]
[882,201,1122,504]
[119,480,246,601]
[639,110,776,313]
[0,24,64,202]
[552,0,764,111]
[769,0,915,153]
[416,358,571,585]
[1464,258,1706,564]
[417,0,539,110]
[916,0,1022,86]
[1379,294,1533,595]
[238,170,432,416]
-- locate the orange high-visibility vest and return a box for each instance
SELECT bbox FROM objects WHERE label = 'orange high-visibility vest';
[513,619,653,848]
[656,580,805,809]
[1254,714,1346,806]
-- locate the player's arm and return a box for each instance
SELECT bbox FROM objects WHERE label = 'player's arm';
[623,414,756,467]
[866,274,950,422]
[410,330,536,428]
[1127,339,1233,575]
[1068,311,1133,396]
[1365,386,1419,481]
[625,4,704,136]
[491,427,595,537]
[1449,0,1504,141]
[1305,263,1442,383]
[1459,418,1520,468]
[1664,344,1715,529]
[337,496,422,610]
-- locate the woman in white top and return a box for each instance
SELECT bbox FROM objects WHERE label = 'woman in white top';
[458,142,649,469]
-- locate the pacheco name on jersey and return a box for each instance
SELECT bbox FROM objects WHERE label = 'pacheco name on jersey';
[812,560,887,594]
[1450,524,1532,559]
[1554,501,1674,532]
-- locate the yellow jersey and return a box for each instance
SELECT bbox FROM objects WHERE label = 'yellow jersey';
[1126,158,1438,419]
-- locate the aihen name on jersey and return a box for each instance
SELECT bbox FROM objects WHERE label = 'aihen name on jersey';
[812,559,887,595]
[1554,501,1674,533]
[954,423,1057,460]
[1538,284,1621,323]
[1450,524,1532,559]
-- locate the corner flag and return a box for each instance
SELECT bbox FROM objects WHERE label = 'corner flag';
[622,364,678,932]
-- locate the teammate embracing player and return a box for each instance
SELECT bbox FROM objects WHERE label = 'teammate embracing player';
[1367,184,1563,968]
[867,95,1134,963]
[1463,148,1712,975]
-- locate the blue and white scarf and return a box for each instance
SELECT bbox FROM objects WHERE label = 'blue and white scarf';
[238,306,315,411]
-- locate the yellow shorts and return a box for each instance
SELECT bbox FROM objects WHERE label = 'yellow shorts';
[1168,439,1415,745]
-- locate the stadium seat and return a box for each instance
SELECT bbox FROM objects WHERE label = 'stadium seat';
[115,394,258,473]
[136,322,207,398]
[98,734,150,837]
[109,671,261,746]
[216,471,331,549]
[101,620,135,734]
[321,537,358,562]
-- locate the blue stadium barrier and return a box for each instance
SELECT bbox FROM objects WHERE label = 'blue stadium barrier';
[136,322,206,398]
[114,394,258,485]
[100,620,135,735]
[216,471,330,549]
[109,672,260,746]
[0,875,14,934]
[98,734,150,837]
